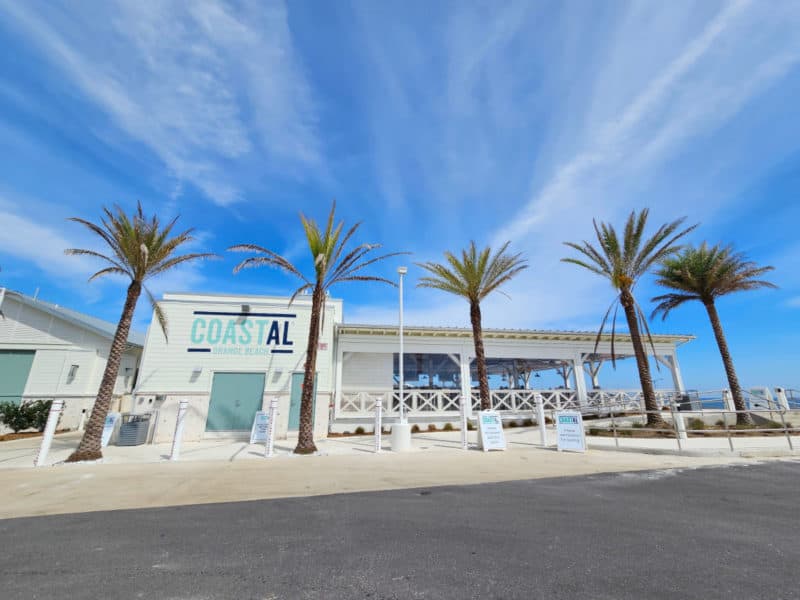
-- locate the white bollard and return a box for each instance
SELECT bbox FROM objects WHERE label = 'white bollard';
[169,399,189,461]
[722,389,736,413]
[35,399,64,467]
[265,397,279,458]
[535,394,547,447]
[775,387,789,411]
[374,399,383,453]
[674,413,687,440]
[460,396,469,451]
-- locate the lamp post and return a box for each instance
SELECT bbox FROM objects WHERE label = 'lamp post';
[391,266,412,451]
[398,266,407,423]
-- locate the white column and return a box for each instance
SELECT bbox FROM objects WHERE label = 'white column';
[583,360,604,389]
[334,344,344,419]
[573,355,588,408]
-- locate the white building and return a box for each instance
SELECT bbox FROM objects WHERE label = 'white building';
[133,291,692,441]
[0,288,143,430]
[134,292,341,443]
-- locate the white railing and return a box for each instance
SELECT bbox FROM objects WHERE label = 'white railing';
[487,389,579,411]
[339,389,461,416]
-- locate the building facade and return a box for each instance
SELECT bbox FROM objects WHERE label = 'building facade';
[134,292,342,442]
[0,288,142,431]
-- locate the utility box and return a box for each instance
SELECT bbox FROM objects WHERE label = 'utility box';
[117,414,151,446]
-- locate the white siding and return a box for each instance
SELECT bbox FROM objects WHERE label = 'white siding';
[0,296,98,348]
[342,352,393,390]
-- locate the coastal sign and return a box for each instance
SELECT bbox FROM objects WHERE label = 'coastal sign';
[101,412,121,447]
[555,410,586,453]
[249,411,270,444]
[187,310,296,355]
[478,410,506,452]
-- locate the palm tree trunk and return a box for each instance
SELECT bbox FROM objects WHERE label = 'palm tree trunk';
[704,300,752,426]
[295,285,323,454]
[620,289,665,427]
[66,281,141,462]
[469,300,491,410]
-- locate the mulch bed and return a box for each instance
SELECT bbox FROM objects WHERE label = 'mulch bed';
[0,430,70,442]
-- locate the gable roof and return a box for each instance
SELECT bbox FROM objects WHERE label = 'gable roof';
[0,288,145,348]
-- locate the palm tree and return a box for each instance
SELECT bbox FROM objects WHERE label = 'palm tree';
[562,209,696,426]
[416,241,528,410]
[65,203,214,462]
[652,243,776,425]
[230,201,404,454]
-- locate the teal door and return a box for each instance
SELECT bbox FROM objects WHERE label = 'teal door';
[0,350,35,405]
[206,372,265,432]
[288,372,317,431]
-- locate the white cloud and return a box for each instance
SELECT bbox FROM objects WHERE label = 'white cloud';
[0,0,320,206]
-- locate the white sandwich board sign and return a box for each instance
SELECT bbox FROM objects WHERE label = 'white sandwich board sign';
[249,411,270,444]
[555,410,586,453]
[478,410,506,451]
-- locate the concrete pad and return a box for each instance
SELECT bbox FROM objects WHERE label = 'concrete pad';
[3,429,793,518]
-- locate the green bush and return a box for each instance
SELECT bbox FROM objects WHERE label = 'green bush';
[507,421,518,428]
[355,426,366,435]
[467,421,476,431]
[523,418,534,427]
[688,418,705,430]
[427,424,437,432]
[442,422,454,431]
[411,424,421,433]
[0,400,54,433]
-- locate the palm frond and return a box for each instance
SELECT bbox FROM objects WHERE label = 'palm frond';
[144,285,169,341]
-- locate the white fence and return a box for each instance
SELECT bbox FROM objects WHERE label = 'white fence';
[336,388,677,418]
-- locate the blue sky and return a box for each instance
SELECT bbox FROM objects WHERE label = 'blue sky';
[0,0,798,390]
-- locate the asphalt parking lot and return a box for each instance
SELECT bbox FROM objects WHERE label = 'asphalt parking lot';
[1,460,798,599]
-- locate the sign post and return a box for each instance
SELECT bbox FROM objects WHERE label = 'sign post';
[373,399,382,453]
[555,410,587,453]
[249,411,270,445]
[101,411,121,448]
[170,399,189,461]
[34,399,64,467]
[477,410,506,452]
[535,393,547,447]
[265,397,279,458]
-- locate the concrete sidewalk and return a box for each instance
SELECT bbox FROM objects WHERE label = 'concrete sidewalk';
[2,425,796,519]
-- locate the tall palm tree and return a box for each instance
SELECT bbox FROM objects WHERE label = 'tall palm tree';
[652,243,776,425]
[416,241,528,410]
[65,203,214,462]
[230,201,404,454]
[562,209,696,426]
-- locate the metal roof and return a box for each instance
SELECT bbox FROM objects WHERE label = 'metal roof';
[2,289,145,348]
[336,323,694,345]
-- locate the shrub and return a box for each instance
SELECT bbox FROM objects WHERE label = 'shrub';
[467,421,476,431]
[507,421,518,428]
[688,418,706,431]
[715,420,725,427]
[427,424,437,432]
[355,426,366,435]
[442,422,454,431]
[0,400,54,433]
[523,418,534,427]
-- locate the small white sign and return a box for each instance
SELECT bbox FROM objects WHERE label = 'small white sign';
[249,411,270,444]
[555,410,586,453]
[101,412,120,447]
[478,410,506,452]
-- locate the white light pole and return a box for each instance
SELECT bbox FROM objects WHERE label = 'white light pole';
[391,266,412,451]
[398,266,407,424]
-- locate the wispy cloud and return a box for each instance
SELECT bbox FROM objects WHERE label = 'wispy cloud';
[0,0,320,206]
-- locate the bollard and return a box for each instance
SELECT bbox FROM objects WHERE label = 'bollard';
[35,399,64,467]
[674,412,687,440]
[374,399,383,453]
[535,394,547,447]
[169,399,189,461]
[460,396,469,450]
[265,397,279,458]
[775,387,789,411]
